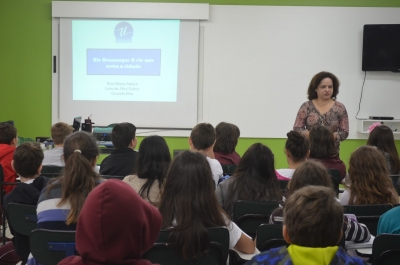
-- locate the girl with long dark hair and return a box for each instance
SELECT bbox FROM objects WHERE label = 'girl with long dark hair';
[216,143,282,218]
[159,151,255,260]
[367,124,400,175]
[123,135,171,207]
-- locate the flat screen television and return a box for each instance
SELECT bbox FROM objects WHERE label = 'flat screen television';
[362,24,400,72]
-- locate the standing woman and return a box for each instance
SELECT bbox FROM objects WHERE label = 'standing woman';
[367,124,400,175]
[293,71,349,152]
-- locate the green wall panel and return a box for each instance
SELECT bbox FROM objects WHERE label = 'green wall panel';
[1,0,400,166]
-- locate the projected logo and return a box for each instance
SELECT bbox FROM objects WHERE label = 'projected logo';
[114,22,133,43]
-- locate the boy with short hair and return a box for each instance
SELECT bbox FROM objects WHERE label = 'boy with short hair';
[0,123,18,194]
[42,122,74,166]
[246,186,368,265]
[100,122,138,176]
[189,123,223,188]
[1,142,49,264]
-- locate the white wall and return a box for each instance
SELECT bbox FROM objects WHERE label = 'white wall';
[201,6,400,138]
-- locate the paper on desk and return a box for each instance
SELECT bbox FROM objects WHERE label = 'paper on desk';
[345,235,375,250]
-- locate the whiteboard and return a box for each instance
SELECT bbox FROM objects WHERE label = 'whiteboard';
[200,6,400,138]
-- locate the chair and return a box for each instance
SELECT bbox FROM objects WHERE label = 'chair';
[343,204,398,236]
[390,175,400,196]
[0,165,20,244]
[41,165,64,178]
[256,224,286,252]
[101,175,124,180]
[372,234,400,265]
[328,168,340,196]
[143,227,229,265]
[173,149,188,158]
[233,200,280,239]
[30,229,76,265]
[221,164,237,176]
[6,203,37,236]
[278,180,289,192]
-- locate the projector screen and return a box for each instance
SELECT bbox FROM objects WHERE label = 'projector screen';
[58,18,199,128]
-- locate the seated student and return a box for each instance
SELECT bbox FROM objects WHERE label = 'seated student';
[0,123,18,194]
[340,146,398,206]
[367,124,400,175]
[27,132,102,265]
[58,180,162,265]
[270,160,371,243]
[216,143,282,218]
[213,122,241,165]
[123,135,171,207]
[377,202,400,235]
[100,122,138,176]
[246,186,368,265]
[189,123,223,187]
[159,151,255,258]
[309,125,347,181]
[275,130,309,180]
[0,142,49,265]
[42,122,73,167]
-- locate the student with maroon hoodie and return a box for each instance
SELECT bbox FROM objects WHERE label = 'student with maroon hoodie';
[58,180,162,265]
[0,123,18,194]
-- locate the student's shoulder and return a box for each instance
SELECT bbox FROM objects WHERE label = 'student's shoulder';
[335,247,369,264]
[245,247,291,265]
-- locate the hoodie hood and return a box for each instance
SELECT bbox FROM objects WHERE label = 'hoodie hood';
[59,179,162,265]
[0,144,15,160]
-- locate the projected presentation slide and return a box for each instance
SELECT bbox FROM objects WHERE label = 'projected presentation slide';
[72,20,180,102]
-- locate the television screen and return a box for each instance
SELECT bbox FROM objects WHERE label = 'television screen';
[362,24,400,72]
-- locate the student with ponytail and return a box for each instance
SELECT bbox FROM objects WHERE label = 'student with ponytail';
[27,132,102,264]
[35,131,102,230]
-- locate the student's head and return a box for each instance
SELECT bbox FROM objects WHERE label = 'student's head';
[348,146,397,205]
[134,135,171,204]
[309,125,337,158]
[111,122,137,150]
[288,160,332,192]
[159,151,226,260]
[12,142,43,179]
[283,186,343,247]
[53,131,100,225]
[367,125,400,174]
[72,180,162,265]
[189,123,215,151]
[214,122,240,154]
[285,131,309,163]
[0,124,17,145]
[227,144,282,213]
[51,122,73,145]
[307,71,340,100]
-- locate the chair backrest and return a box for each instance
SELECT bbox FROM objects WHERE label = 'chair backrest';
[221,164,237,176]
[328,168,340,196]
[372,234,400,265]
[41,166,64,178]
[256,224,286,251]
[233,200,280,238]
[30,229,76,265]
[390,175,400,196]
[173,149,188,158]
[343,204,398,235]
[6,203,37,236]
[143,227,229,265]
[100,175,124,180]
[278,180,289,192]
